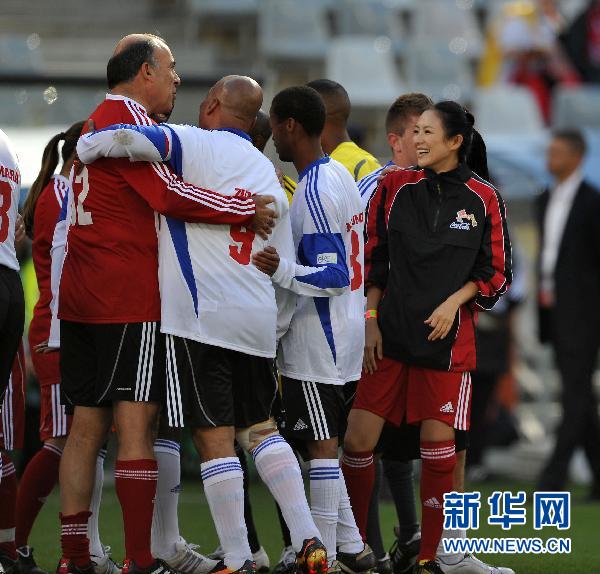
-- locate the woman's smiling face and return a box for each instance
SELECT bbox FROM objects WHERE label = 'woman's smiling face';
[414,109,463,173]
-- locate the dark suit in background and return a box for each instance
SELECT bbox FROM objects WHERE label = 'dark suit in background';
[536,180,600,492]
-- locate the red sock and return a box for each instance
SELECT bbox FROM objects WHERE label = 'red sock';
[60,511,92,568]
[15,443,62,548]
[115,459,158,568]
[419,440,456,563]
[341,450,375,540]
[0,453,17,560]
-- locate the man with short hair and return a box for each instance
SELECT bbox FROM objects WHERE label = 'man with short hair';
[537,128,600,496]
[253,85,375,574]
[57,36,274,574]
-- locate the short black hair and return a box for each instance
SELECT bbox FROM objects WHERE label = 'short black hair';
[553,128,587,156]
[386,93,433,134]
[306,78,348,99]
[106,35,164,89]
[271,86,326,137]
[306,79,350,122]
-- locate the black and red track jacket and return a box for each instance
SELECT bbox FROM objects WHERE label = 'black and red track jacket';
[365,164,512,372]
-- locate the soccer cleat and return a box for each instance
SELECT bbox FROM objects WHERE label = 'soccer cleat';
[208,560,256,574]
[327,561,342,574]
[296,538,328,574]
[0,552,17,574]
[437,554,514,574]
[390,531,421,574]
[90,546,121,574]
[207,547,224,561]
[337,543,376,574]
[56,559,95,574]
[271,546,296,574]
[16,547,48,574]
[120,559,176,574]
[412,561,444,574]
[160,538,218,574]
[251,548,269,573]
[376,554,392,574]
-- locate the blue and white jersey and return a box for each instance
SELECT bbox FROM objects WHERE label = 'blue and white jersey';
[357,160,393,211]
[77,123,296,358]
[274,157,365,385]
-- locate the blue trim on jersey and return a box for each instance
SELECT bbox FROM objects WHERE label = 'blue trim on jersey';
[58,189,69,222]
[163,125,184,174]
[312,163,331,233]
[298,155,330,182]
[166,218,199,318]
[214,127,252,142]
[304,168,325,234]
[93,124,171,160]
[358,161,393,197]
[297,233,349,290]
[314,297,336,364]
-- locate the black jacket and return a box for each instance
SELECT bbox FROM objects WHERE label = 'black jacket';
[366,164,512,372]
[536,180,600,352]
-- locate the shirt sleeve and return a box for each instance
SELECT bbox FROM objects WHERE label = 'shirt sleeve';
[271,189,350,297]
[364,176,390,291]
[469,188,512,310]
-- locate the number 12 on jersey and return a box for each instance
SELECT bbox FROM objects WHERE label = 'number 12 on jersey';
[229,224,255,265]
[70,167,93,226]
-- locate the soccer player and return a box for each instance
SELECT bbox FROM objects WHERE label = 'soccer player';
[76,74,327,574]
[252,86,375,574]
[306,80,380,182]
[56,36,274,574]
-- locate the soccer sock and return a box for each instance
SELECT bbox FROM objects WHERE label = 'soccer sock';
[437,528,466,565]
[337,472,365,554]
[275,502,293,548]
[151,440,181,559]
[366,461,385,559]
[115,459,158,568]
[341,450,375,540]
[60,511,92,568]
[309,459,341,564]
[15,443,63,549]
[252,435,319,553]
[382,459,420,542]
[201,457,251,570]
[88,449,106,560]
[419,440,456,563]
[0,453,17,560]
[238,445,260,554]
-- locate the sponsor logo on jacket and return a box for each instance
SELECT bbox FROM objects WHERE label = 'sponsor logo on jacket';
[450,209,477,231]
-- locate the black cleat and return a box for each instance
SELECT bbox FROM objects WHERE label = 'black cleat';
[56,559,95,574]
[375,555,392,574]
[0,551,17,574]
[272,547,296,574]
[16,547,47,574]
[208,560,256,574]
[390,532,420,574]
[337,544,376,574]
[412,561,444,574]
[121,560,177,574]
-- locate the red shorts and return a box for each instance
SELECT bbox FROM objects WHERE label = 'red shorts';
[353,357,472,430]
[40,383,72,441]
[0,345,26,450]
[31,349,61,387]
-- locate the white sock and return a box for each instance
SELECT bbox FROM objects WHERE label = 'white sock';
[201,457,251,570]
[252,435,319,552]
[88,449,106,559]
[437,528,466,564]
[337,472,364,554]
[309,459,341,565]
[152,440,182,558]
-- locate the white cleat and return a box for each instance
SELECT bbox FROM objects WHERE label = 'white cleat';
[161,538,219,574]
[91,546,121,574]
[252,547,270,573]
[438,554,515,574]
[272,546,296,574]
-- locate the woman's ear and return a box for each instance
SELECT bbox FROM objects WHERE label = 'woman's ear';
[449,133,464,152]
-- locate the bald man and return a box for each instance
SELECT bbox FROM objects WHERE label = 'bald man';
[77,74,328,574]
[57,38,276,574]
[306,80,380,182]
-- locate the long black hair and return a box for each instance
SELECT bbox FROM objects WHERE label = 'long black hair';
[430,100,489,180]
[22,120,85,238]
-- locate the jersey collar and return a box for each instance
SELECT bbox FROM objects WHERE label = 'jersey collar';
[298,155,330,182]
[105,93,148,114]
[214,127,252,142]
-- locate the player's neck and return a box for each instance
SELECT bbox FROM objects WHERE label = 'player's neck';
[110,86,151,113]
[293,140,325,177]
[321,126,351,155]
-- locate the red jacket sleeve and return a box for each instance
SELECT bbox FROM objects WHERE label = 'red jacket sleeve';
[117,160,255,224]
[364,176,391,291]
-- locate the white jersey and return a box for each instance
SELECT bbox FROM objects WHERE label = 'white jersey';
[357,160,393,211]
[273,157,365,385]
[77,123,296,357]
[0,129,21,271]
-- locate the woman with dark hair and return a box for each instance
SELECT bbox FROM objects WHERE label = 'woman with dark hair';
[340,102,512,574]
[16,122,116,574]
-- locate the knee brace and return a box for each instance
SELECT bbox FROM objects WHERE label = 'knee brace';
[236,418,279,453]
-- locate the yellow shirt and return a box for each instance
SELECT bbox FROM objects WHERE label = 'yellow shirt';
[330,141,381,182]
[282,174,297,205]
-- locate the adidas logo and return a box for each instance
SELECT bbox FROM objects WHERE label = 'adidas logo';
[293,418,309,431]
[424,497,442,509]
[440,401,454,413]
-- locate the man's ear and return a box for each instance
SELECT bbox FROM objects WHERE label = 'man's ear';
[205,97,219,116]
[140,61,154,82]
[286,118,296,133]
[387,132,401,154]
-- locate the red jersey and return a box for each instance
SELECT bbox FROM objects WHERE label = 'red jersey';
[58,94,255,323]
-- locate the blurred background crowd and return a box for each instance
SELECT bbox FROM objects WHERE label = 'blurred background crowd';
[2,0,600,492]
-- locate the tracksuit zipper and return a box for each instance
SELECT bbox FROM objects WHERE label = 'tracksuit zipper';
[433,182,442,231]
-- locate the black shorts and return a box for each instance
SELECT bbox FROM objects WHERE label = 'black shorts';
[60,320,166,408]
[281,377,347,442]
[168,336,278,429]
[0,266,24,401]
